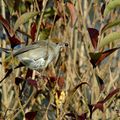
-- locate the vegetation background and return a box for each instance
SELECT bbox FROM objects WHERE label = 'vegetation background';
[0,0,120,120]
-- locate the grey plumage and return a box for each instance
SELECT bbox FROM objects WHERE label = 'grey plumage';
[13,40,67,70]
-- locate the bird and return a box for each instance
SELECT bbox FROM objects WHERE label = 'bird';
[12,40,68,71]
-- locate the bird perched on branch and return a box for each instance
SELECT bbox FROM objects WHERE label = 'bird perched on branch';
[1,40,68,71]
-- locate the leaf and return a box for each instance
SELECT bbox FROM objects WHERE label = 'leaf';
[71,82,89,94]
[101,3,106,17]
[88,28,99,50]
[30,22,37,42]
[78,112,87,120]
[66,2,77,27]
[14,11,39,31]
[89,47,120,67]
[0,15,21,48]
[25,111,37,120]
[58,77,64,89]
[0,68,12,83]
[27,79,38,90]
[96,74,104,91]
[101,19,120,34]
[103,88,120,103]
[0,63,24,83]
[93,101,104,112]
[0,15,14,36]
[99,32,120,48]
[9,35,22,49]
[15,77,24,85]
[104,0,120,16]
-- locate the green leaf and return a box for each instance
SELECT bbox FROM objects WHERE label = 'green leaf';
[104,0,120,16]
[99,32,120,48]
[14,11,39,31]
[101,19,120,34]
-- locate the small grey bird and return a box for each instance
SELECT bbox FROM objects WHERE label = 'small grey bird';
[12,40,68,70]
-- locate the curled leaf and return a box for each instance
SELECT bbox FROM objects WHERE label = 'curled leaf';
[103,88,120,103]
[14,11,39,31]
[104,0,120,16]
[101,19,120,34]
[99,32,120,48]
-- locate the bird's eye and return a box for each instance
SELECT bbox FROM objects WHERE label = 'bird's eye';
[65,43,68,47]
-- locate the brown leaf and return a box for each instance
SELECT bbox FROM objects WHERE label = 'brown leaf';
[27,79,38,90]
[9,35,21,49]
[15,77,24,85]
[88,28,99,50]
[0,15,21,49]
[78,112,87,120]
[89,47,120,67]
[93,101,104,112]
[58,77,64,89]
[101,3,106,17]
[96,74,104,91]
[103,88,120,103]
[0,15,14,37]
[30,22,37,42]
[25,111,37,120]
[66,2,77,27]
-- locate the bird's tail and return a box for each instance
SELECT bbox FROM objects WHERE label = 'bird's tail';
[0,47,11,53]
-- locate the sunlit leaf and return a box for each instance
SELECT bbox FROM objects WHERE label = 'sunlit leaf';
[99,32,120,48]
[104,0,120,16]
[66,2,77,27]
[101,19,120,34]
[88,28,99,50]
[14,11,39,31]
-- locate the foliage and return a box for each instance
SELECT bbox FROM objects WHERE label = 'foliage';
[0,0,120,120]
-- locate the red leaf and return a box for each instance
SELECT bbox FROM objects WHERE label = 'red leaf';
[103,88,120,103]
[30,22,37,42]
[0,15,14,37]
[9,35,21,49]
[78,112,87,120]
[0,15,21,48]
[25,111,37,120]
[25,69,33,79]
[90,47,120,67]
[88,28,99,49]
[93,101,104,112]
[66,2,77,27]
[27,79,38,90]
